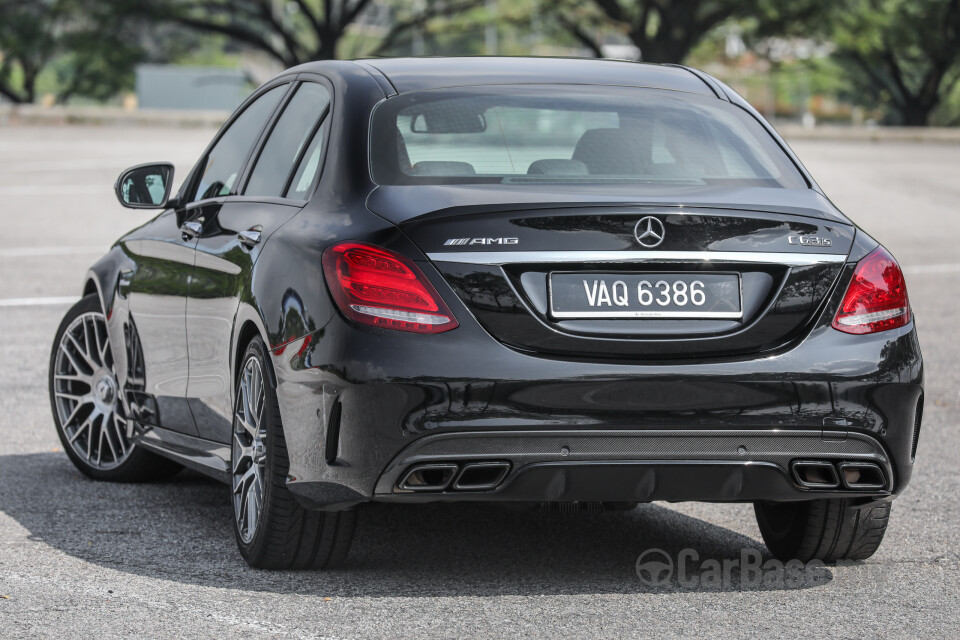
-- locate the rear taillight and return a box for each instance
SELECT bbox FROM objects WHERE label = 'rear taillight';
[322,242,458,333]
[832,246,910,335]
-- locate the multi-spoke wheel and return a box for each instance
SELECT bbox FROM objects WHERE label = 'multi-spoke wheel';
[53,308,130,469]
[230,336,357,569]
[49,294,181,481]
[232,355,267,544]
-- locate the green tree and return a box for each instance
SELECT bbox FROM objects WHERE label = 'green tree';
[542,0,829,63]
[830,0,960,126]
[371,0,496,57]
[119,0,484,66]
[0,0,60,103]
[0,0,146,104]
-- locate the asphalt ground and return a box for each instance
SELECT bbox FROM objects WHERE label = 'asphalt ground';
[0,125,958,638]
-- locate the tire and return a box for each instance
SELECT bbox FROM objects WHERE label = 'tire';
[49,294,182,482]
[231,336,356,569]
[754,498,891,562]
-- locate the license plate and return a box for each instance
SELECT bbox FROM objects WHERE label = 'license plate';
[549,272,742,319]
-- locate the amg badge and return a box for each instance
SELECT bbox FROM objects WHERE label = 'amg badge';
[444,237,519,246]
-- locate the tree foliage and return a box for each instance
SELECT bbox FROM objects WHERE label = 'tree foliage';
[829,0,960,126]
[0,0,146,104]
[139,0,376,65]
[371,0,495,57]
[542,0,830,63]
[0,0,61,103]
[113,0,485,67]
[2,0,959,127]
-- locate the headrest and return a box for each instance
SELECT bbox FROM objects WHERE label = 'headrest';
[572,128,651,175]
[526,159,589,175]
[411,161,476,176]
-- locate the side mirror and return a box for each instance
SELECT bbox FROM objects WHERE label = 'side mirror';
[115,163,175,209]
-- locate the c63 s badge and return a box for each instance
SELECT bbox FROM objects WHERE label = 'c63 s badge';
[788,235,832,247]
[444,237,519,246]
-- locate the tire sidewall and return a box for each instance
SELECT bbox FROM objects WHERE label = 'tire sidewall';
[232,336,282,562]
[754,500,810,560]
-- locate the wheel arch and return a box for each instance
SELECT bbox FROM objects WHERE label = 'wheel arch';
[82,244,136,317]
[82,268,109,315]
[232,304,277,392]
[82,277,99,299]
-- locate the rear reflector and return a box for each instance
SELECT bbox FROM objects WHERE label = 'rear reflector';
[322,242,458,333]
[832,246,910,335]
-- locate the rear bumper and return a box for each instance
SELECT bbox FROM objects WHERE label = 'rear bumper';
[289,429,895,508]
[373,428,894,500]
[272,310,923,511]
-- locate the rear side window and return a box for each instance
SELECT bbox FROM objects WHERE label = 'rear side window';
[192,84,286,202]
[371,85,806,189]
[286,119,330,199]
[245,82,331,198]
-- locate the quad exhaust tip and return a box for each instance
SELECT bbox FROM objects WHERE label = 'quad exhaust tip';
[398,463,459,491]
[791,460,841,488]
[838,462,886,489]
[453,462,511,491]
[398,461,511,492]
[791,460,887,491]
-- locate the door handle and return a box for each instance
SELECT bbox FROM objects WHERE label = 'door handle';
[238,229,262,249]
[180,220,202,241]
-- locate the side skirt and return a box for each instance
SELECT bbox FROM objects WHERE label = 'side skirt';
[137,426,231,483]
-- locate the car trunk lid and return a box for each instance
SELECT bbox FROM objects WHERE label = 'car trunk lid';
[368,186,854,360]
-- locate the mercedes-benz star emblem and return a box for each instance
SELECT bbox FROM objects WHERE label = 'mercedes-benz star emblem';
[634,216,665,248]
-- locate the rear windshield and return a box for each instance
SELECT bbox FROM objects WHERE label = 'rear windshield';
[370,85,806,189]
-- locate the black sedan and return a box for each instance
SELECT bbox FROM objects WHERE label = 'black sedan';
[49,57,923,569]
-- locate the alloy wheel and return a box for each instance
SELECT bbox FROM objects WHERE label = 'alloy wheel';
[232,355,267,544]
[52,311,132,469]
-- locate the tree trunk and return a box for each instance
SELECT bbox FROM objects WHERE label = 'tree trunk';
[312,29,340,62]
[22,74,37,104]
[627,22,701,63]
[627,38,696,64]
[0,83,27,104]
[898,101,935,127]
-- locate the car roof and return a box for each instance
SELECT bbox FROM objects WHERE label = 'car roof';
[348,57,718,96]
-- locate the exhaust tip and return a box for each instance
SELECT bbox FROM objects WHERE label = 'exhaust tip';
[838,462,886,490]
[453,462,510,491]
[791,460,841,489]
[398,463,459,491]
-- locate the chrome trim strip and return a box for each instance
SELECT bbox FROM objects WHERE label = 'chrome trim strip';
[551,309,744,319]
[427,250,848,266]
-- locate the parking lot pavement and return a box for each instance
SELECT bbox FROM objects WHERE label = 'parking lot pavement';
[1,126,958,638]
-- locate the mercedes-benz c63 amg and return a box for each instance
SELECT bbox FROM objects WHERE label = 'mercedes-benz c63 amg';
[49,57,923,569]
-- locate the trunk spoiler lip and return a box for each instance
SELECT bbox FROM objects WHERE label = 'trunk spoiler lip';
[425,249,848,267]
[365,184,852,227]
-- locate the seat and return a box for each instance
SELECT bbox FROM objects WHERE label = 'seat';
[572,128,652,175]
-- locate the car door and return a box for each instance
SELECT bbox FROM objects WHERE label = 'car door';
[127,81,289,436]
[122,208,200,434]
[185,78,333,443]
